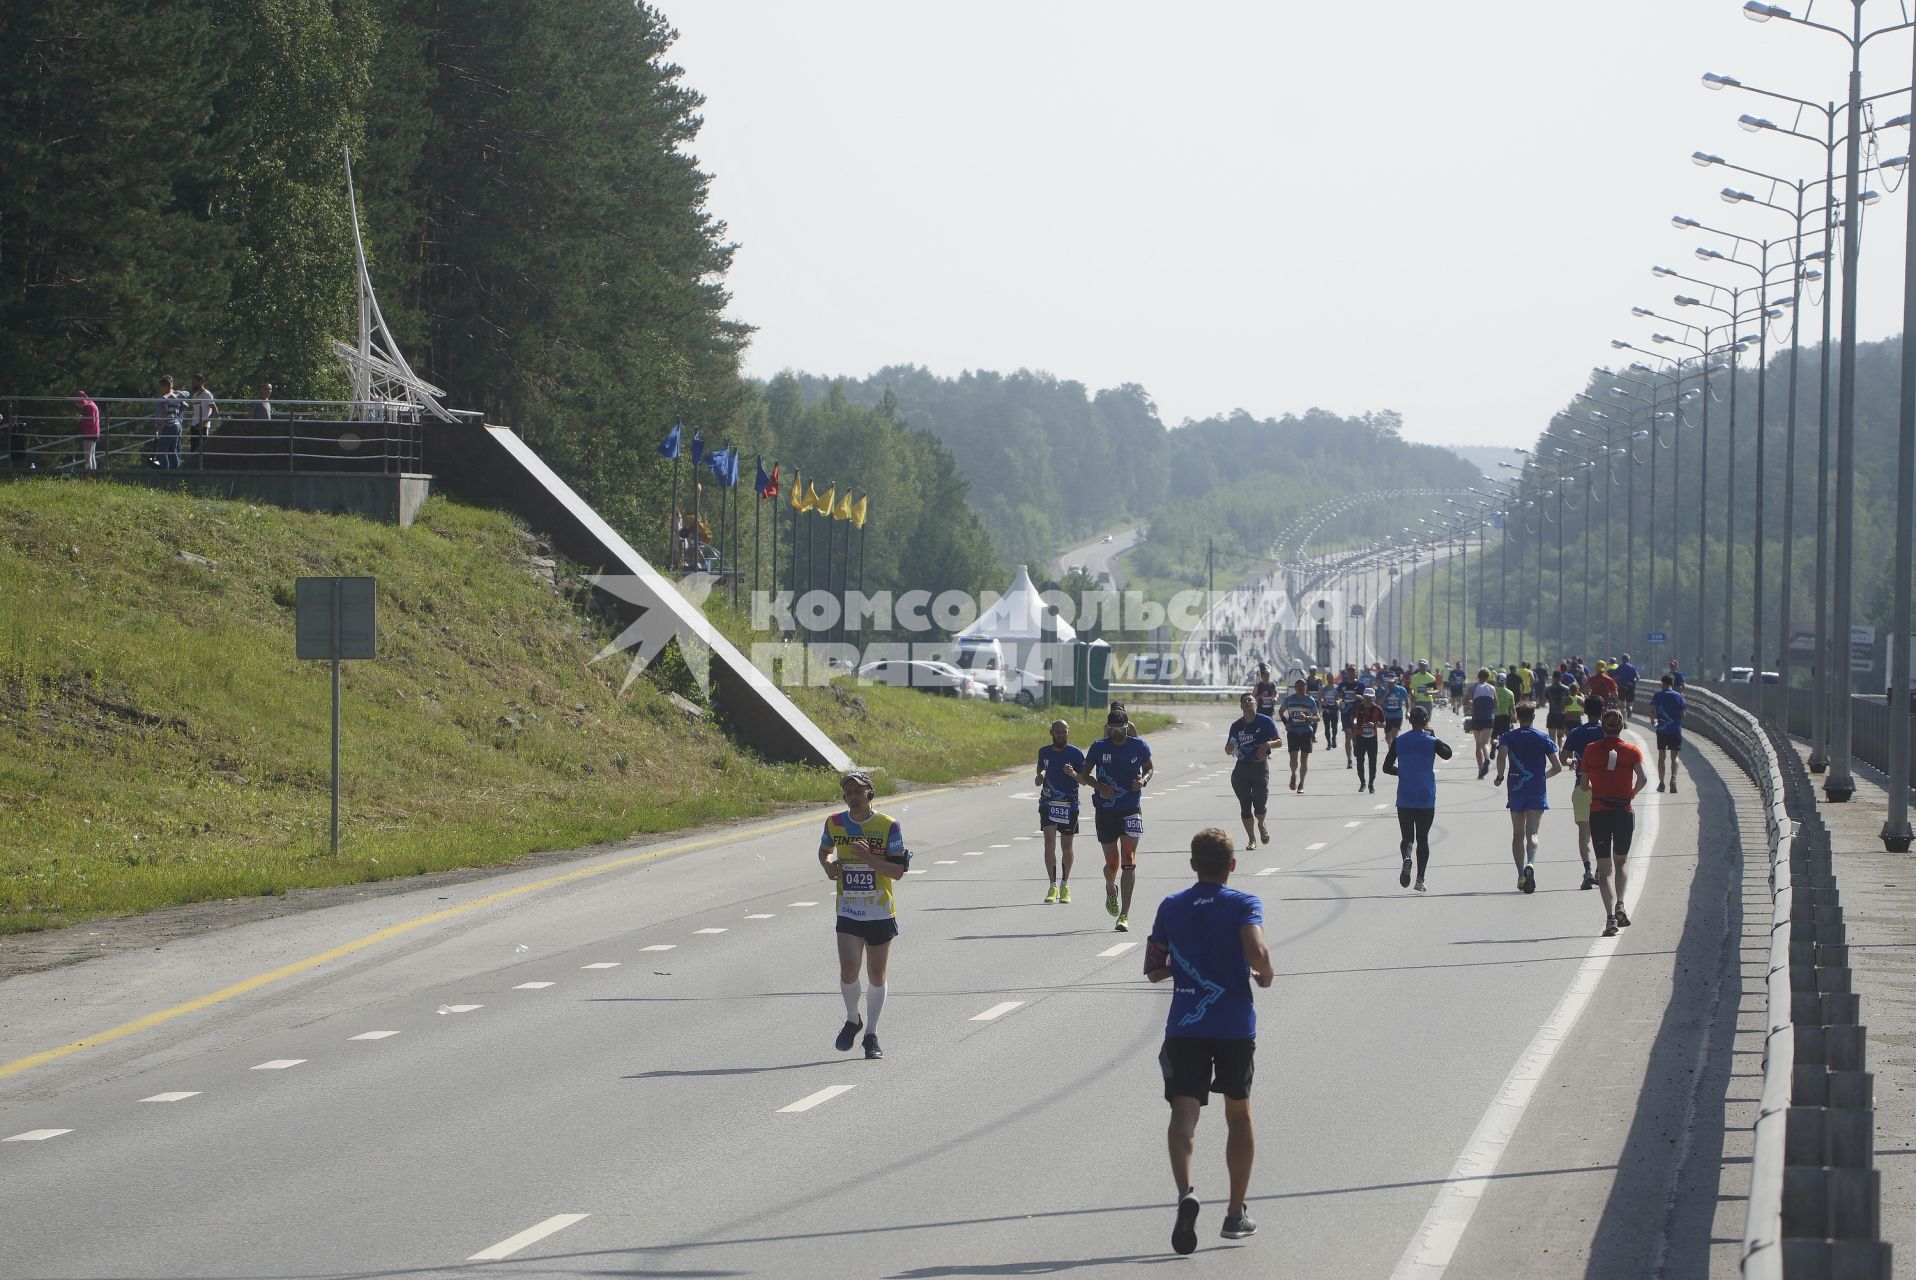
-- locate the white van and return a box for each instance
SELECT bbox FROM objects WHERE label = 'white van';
[949,635,1008,697]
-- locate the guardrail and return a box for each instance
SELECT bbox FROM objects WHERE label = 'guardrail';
[1106,683,1244,701]
[1686,687,1887,1279]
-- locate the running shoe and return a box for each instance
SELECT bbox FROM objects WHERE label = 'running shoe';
[1246,835,1257,850]
[1414,879,1426,893]
[1602,917,1618,937]
[1581,869,1596,891]
[862,1033,883,1060]
[1614,905,1632,928]
[1220,1208,1258,1240]
[835,1016,864,1052]
[1478,760,1490,779]
[1043,885,1059,904]
[1670,780,1679,793]
[1522,864,1536,895]
[1400,854,1412,889]
[1346,759,1353,769]
[1656,782,1665,793]
[1106,886,1120,917]
[1058,885,1071,904]
[1172,1191,1200,1256]
[1258,818,1270,845]
[1368,782,1377,794]
[1115,913,1130,932]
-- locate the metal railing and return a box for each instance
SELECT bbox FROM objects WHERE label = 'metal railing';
[1687,687,1886,1279]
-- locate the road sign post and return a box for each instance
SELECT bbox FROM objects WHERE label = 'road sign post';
[295,577,376,854]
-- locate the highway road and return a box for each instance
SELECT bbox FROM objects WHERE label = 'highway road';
[0,709,1747,1278]
[1055,526,1138,591]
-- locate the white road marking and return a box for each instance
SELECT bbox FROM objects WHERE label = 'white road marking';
[1306,842,1327,850]
[439,1005,483,1014]
[640,945,676,952]
[906,869,928,875]
[1098,942,1138,957]
[1014,836,1033,841]
[1373,803,1391,810]
[935,860,957,865]
[779,1085,855,1113]
[1343,821,1363,828]
[514,982,556,990]
[695,928,728,934]
[1391,764,1659,1280]
[468,1213,590,1262]
[350,1031,399,1041]
[971,1001,1025,1022]
[1256,867,1280,876]
[745,913,776,919]
[989,843,1010,849]
[4,1129,71,1141]
[251,1060,305,1070]
[963,851,985,857]
[581,962,620,969]
[789,901,819,907]
[140,1091,200,1103]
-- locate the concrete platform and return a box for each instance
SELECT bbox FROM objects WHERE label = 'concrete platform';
[105,470,432,526]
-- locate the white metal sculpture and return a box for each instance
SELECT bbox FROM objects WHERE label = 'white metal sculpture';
[335,147,456,423]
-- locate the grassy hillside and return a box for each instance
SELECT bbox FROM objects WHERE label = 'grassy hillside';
[0,482,1161,934]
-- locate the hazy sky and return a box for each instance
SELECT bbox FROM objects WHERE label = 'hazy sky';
[666,2,1913,449]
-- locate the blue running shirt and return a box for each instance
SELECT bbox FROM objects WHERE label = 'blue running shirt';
[1563,721,1604,775]
[1149,883,1263,1039]
[1391,729,1444,809]
[1498,726,1557,810]
[1038,743,1085,800]
[1083,735,1152,814]
[1226,714,1280,767]
[1652,688,1686,736]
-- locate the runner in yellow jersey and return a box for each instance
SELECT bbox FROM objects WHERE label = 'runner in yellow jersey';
[818,771,909,1060]
[1407,659,1439,712]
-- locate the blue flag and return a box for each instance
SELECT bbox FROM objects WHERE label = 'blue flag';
[706,446,734,485]
[689,431,705,465]
[726,448,742,488]
[658,419,682,460]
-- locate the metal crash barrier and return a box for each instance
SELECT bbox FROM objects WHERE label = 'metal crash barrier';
[1686,688,1888,1280]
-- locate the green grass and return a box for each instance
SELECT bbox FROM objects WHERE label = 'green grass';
[0,480,1164,934]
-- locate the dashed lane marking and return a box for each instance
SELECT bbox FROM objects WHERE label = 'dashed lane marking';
[1256,867,1280,877]
[971,1001,1025,1022]
[695,928,728,935]
[1306,842,1328,850]
[779,1085,855,1114]
[140,1092,200,1102]
[251,1060,305,1070]
[350,1031,399,1041]
[745,914,776,920]
[4,1129,71,1142]
[439,1005,482,1014]
[514,982,556,990]
[1098,942,1138,957]
[582,962,620,970]
[640,945,676,952]
[468,1214,591,1262]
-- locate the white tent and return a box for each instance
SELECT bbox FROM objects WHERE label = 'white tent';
[957,565,1079,643]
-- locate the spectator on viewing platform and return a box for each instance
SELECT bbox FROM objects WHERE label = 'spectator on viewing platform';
[73,390,101,477]
[152,376,186,470]
[187,374,219,465]
[249,382,274,420]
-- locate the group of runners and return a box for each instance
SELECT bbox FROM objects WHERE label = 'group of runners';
[811,647,1691,1254]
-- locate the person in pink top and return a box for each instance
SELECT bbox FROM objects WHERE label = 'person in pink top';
[73,389,102,477]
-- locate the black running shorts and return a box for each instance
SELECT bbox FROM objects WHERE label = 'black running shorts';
[1231,765,1269,819]
[1590,805,1636,860]
[1039,799,1080,835]
[1286,731,1314,755]
[1656,731,1683,753]
[1493,715,1512,737]
[835,915,899,945]
[1160,1036,1256,1104]
[1095,807,1143,846]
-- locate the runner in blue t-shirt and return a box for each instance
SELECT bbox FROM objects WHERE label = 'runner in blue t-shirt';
[1493,702,1562,894]
[1379,675,1410,745]
[1614,653,1641,722]
[1381,703,1454,891]
[1036,720,1086,905]
[1562,695,1607,890]
[1250,662,1278,718]
[1278,680,1320,793]
[1225,693,1281,850]
[1651,674,1687,793]
[1083,707,1154,932]
[1145,827,1274,1253]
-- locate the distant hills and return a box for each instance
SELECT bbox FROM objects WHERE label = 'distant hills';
[1444,445,1526,480]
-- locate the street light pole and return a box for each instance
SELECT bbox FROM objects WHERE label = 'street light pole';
[1883,76,1916,848]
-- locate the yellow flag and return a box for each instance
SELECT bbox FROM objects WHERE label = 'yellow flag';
[853,495,868,529]
[834,489,854,521]
[805,480,821,513]
[818,483,836,517]
[789,471,809,512]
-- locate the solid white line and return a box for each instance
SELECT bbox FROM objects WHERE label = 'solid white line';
[1390,767,1659,1280]
[745,913,775,919]
[140,1091,200,1103]
[581,962,620,969]
[1099,942,1138,957]
[251,1059,305,1070]
[970,1001,1025,1022]
[1256,867,1280,877]
[468,1213,590,1261]
[1306,842,1327,850]
[640,944,676,952]
[350,1030,400,1040]
[695,928,728,934]
[4,1129,71,1141]
[779,1085,855,1113]
[514,982,555,989]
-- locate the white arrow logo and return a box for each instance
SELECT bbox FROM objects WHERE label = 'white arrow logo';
[586,573,717,698]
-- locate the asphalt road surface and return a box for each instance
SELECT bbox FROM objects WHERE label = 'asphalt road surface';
[1055,527,1137,591]
[0,708,1748,1279]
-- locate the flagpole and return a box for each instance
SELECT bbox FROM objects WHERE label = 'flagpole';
[857,517,867,652]
[732,470,741,610]
[753,456,762,604]
[664,454,679,568]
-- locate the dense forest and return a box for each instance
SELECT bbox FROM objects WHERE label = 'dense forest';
[0,0,1001,606]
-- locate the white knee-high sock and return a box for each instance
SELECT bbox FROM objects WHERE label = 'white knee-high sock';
[865,984,887,1035]
[840,980,861,1021]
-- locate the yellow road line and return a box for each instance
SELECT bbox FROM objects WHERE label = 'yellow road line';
[0,790,949,1081]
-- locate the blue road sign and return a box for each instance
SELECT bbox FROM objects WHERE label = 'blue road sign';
[1645,631,1668,645]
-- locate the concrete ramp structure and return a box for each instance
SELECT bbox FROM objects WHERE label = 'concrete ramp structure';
[424,421,850,771]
